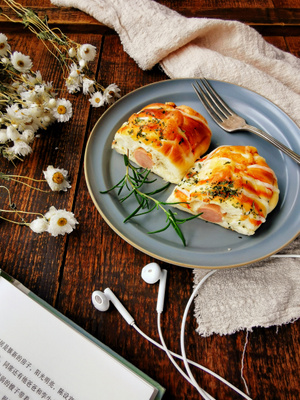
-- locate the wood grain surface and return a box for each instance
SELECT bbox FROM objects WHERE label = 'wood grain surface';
[0,1,299,399]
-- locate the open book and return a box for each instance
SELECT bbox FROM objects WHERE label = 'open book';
[0,270,165,400]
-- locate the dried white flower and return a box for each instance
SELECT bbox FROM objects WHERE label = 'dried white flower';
[1,56,9,64]
[7,125,20,141]
[103,83,121,104]
[78,44,96,62]
[0,129,8,143]
[0,33,10,56]
[22,70,43,85]
[29,217,49,233]
[79,59,86,68]
[11,51,33,73]
[47,98,57,108]
[53,98,73,122]
[42,115,51,124]
[0,33,117,163]
[82,78,95,95]
[16,110,40,133]
[68,47,76,57]
[65,74,81,94]
[45,206,78,237]
[8,140,32,157]
[29,106,42,119]
[5,104,21,121]
[69,63,82,79]
[21,129,35,144]
[89,91,105,108]
[43,165,71,192]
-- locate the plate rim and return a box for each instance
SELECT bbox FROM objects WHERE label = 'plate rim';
[84,78,300,269]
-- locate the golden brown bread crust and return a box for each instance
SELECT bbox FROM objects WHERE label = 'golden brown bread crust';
[167,145,279,235]
[112,102,212,183]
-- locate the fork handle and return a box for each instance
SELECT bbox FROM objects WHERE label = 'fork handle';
[243,124,300,164]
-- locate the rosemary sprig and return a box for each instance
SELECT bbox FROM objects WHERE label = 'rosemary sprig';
[100,155,201,246]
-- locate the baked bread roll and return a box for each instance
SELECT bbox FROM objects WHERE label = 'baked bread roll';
[112,102,212,183]
[167,145,279,235]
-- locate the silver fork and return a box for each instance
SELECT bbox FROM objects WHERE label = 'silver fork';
[192,79,300,164]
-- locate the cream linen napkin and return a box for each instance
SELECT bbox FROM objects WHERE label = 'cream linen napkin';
[51,0,300,335]
[193,240,300,336]
[51,0,300,126]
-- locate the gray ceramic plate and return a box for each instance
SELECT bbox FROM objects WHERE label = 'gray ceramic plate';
[84,79,300,269]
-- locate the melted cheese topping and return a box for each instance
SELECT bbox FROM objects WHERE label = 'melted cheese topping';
[112,102,212,183]
[167,145,279,235]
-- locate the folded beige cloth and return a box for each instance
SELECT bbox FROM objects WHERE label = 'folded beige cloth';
[52,0,300,127]
[194,240,300,336]
[51,0,300,335]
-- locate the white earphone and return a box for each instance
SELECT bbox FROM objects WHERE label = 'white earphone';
[92,262,167,317]
[141,262,167,313]
[92,288,135,325]
[91,263,252,400]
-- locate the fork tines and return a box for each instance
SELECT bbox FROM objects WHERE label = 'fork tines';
[192,78,234,122]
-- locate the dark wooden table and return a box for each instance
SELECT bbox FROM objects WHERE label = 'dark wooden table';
[1,1,299,399]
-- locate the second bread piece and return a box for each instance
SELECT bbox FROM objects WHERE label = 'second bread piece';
[112,102,212,183]
[167,145,279,235]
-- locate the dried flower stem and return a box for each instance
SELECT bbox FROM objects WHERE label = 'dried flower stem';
[0,184,42,225]
[0,215,28,225]
[0,172,50,192]
[2,0,71,74]
[1,0,120,103]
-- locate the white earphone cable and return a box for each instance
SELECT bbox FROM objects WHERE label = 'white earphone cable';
[179,257,300,397]
[132,317,252,399]
[93,256,298,398]
[271,254,299,258]
[181,270,220,398]
[157,312,215,400]
[179,270,253,400]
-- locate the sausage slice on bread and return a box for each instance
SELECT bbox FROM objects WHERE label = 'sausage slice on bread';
[167,145,279,235]
[112,102,212,183]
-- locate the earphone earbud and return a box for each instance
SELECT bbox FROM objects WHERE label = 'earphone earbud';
[92,290,110,312]
[91,267,252,400]
[92,288,135,326]
[141,262,162,284]
[141,263,167,314]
